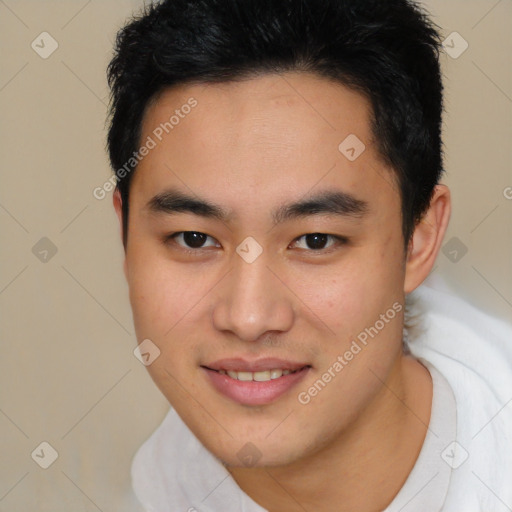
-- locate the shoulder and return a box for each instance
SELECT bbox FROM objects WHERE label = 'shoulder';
[406,283,512,375]
[406,283,512,506]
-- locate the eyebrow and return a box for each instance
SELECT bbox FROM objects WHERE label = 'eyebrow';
[145,188,369,224]
[273,190,369,224]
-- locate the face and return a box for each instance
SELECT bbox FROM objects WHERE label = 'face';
[121,72,409,467]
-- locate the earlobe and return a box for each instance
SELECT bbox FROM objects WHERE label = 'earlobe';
[404,184,451,294]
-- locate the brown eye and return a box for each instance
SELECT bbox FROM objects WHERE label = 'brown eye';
[171,231,219,249]
[183,232,207,248]
[292,233,339,251]
[304,233,329,249]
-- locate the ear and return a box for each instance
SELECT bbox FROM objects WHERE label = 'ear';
[404,184,451,294]
[113,188,128,279]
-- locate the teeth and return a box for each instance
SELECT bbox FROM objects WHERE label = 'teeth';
[270,369,283,379]
[254,370,271,381]
[219,368,301,382]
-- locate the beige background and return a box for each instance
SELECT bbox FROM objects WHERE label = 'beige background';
[1,1,511,510]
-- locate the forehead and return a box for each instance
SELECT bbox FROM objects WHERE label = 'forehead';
[132,72,398,217]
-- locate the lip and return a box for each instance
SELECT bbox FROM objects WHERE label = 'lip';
[202,358,311,406]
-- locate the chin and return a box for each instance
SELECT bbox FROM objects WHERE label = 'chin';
[196,426,310,469]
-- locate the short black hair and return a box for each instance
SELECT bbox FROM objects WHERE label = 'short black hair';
[107,0,444,250]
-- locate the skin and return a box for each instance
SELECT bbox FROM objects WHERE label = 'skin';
[113,72,451,511]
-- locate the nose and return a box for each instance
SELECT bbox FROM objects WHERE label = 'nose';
[212,255,294,342]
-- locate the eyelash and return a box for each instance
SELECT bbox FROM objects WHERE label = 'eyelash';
[164,231,349,255]
[165,232,220,254]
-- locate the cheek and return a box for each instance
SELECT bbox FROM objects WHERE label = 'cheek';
[288,245,404,340]
[289,262,385,332]
[126,254,207,376]
[126,247,205,338]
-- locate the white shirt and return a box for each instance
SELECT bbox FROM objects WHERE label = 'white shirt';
[131,284,512,511]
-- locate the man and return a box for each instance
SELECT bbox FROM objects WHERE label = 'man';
[106,0,512,510]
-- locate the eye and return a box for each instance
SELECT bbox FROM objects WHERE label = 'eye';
[168,231,220,249]
[290,233,346,251]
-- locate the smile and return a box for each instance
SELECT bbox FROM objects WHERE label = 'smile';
[213,367,305,382]
[201,358,311,405]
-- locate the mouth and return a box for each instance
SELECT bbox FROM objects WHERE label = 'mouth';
[205,367,307,382]
[201,358,312,406]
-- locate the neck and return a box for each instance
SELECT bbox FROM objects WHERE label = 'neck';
[228,355,432,512]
